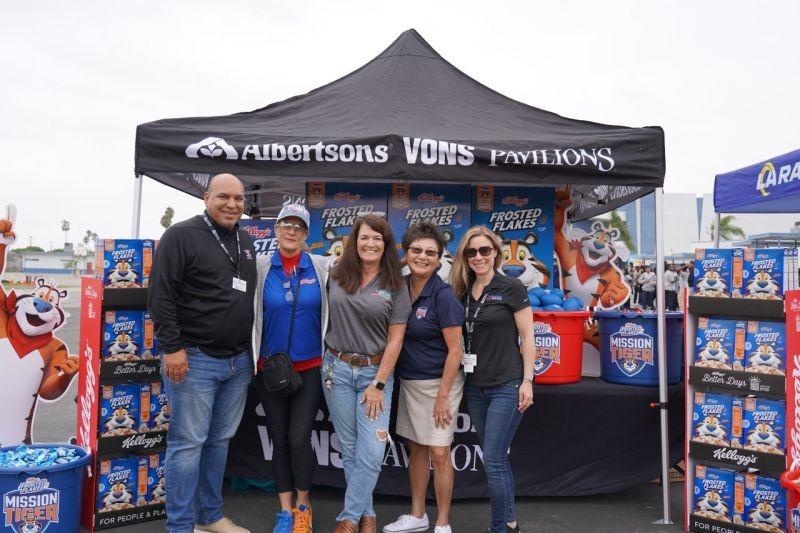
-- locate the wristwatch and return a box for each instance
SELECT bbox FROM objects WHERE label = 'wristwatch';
[371,379,386,390]
[523,372,535,383]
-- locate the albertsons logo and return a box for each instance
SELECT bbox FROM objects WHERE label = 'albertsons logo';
[609,322,654,377]
[3,477,60,533]
[533,322,560,375]
[186,137,239,160]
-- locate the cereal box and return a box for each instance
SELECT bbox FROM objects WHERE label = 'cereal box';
[99,239,155,288]
[694,465,737,522]
[736,473,787,531]
[239,219,278,259]
[388,183,470,281]
[148,381,170,432]
[693,392,740,447]
[742,397,785,455]
[147,453,167,505]
[472,185,555,293]
[694,317,746,371]
[96,456,148,512]
[102,310,157,361]
[745,320,786,376]
[693,248,743,298]
[305,182,388,266]
[743,248,785,300]
[100,383,150,437]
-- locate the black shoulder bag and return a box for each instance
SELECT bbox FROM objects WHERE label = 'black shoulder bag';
[260,275,303,396]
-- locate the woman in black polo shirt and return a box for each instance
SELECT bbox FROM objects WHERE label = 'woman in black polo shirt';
[449,226,535,533]
[384,222,464,533]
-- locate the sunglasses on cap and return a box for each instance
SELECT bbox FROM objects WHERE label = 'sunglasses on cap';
[464,246,494,259]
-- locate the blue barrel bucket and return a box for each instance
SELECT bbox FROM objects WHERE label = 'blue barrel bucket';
[595,310,684,386]
[0,444,91,532]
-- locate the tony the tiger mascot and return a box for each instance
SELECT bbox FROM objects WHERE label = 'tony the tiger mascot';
[498,232,550,291]
[0,205,79,446]
[554,189,630,310]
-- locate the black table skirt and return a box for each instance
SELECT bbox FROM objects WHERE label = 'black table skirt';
[227,377,685,498]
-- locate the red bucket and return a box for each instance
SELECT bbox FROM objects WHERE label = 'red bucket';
[532,310,590,384]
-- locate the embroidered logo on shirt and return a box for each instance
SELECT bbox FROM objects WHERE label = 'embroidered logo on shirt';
[300,277,317,286]
[485,294,503,302]
[371,289,392,300]
[243,249,253,260]
[416,306,428,319]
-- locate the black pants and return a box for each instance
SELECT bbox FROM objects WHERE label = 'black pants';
[254,365,322,493]
[665,290,678,311]
[640,290,655,309]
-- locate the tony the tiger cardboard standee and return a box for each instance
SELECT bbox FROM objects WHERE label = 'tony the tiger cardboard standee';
[0,205,79,446]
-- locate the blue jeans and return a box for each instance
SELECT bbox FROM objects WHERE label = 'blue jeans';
[162,348,252,533]
[466,380,524,533]
[321,351,394,525]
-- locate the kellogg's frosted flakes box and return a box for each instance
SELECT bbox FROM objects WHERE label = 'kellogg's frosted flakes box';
[736,473,787,531]
[306,182,388,265]
[745,320,786,376]
[239,219,278,259]
[693,392,740,447]
[96,456,148,512]
[472,185,555,293]
[694,317,746,371]
[693,248,743,298]
[694,465,737,522]
[103,310,157,361]
[743,248,785,300]
[742,397,785,455]
[100,383,150,437]
[388,183,470,281]
[148,381,170,432]
[147,453,167,505]
[99,239,155,288]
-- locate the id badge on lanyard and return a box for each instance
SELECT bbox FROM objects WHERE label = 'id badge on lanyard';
[463,292,488,373]
[203,214,246,292]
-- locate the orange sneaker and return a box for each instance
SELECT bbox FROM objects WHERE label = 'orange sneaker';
[292,505,312,532]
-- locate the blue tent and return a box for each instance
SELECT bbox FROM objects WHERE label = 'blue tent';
[714,148,800,213]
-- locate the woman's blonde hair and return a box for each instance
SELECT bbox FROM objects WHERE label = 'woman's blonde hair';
[449,226,503,300]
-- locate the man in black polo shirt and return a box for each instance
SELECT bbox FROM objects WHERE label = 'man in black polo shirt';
[148,173,256,533]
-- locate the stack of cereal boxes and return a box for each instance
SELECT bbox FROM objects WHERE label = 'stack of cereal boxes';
[693,247,790,299]
[103,310,159,361]
[97,239,156,288]
[96,452,166,513]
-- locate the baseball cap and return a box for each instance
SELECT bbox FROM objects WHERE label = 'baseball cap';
[276,204,310,229]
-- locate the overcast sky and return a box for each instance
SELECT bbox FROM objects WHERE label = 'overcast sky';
[2,1,798,250]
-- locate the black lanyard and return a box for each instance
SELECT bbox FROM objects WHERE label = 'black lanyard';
[203,214,241,275]
[464,291,489,354]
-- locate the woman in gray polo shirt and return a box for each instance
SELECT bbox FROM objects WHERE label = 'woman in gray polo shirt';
[322,214,412,533]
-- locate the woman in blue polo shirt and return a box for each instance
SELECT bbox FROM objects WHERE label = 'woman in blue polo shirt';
[251,204,328,533]
[384,222,464,533]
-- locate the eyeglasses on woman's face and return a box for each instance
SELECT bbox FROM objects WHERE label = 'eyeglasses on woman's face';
[407,246,439,258]
[464,246,494,259]
[276,221,307,232]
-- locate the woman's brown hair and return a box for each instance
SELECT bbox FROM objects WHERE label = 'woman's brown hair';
[330,214,404,294]
[449,226,503,300]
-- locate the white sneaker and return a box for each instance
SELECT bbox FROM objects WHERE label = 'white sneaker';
[194,516,250,533]
[382,513,430,532]
[434,526,452,533]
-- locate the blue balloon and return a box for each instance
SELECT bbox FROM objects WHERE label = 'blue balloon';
[543,304,564,311]
[530,295,541,307]
[541,293,563,307]
[562,297,584,311]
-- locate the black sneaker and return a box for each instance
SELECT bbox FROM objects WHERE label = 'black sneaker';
[485,526,520,533]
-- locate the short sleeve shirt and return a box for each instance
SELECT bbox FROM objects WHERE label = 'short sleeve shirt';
[325,274,412,356]
[464,274,530,388]
[397,275,463,380]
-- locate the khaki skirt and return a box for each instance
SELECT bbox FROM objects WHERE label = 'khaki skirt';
[395,372,465,446]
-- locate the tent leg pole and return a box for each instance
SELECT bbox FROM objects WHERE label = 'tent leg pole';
[713,212,721,247]
[131,174,143,239]
[652,187,673,525]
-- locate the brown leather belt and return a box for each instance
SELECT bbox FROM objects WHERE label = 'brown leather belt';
[327,347,382,367]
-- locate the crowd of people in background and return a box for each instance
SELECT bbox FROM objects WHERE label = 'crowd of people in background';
[622,261,694,310]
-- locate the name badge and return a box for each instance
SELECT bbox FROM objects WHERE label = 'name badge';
[462,352,477,373]
[232,277,247,292]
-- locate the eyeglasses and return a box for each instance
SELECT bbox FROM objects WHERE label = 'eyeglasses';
[464,246,494,259]
[407,246,439,258]
[276,221,307,232]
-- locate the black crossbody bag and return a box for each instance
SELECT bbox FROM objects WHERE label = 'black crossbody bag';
[260,275,303,396]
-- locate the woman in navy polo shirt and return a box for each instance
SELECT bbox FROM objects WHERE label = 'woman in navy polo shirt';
[384,222,464,533]
[251,204,328,533]
[450,226,535,533]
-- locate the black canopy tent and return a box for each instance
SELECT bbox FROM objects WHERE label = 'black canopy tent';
[134,29,672,522]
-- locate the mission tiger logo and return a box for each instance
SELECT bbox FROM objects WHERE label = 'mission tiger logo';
[533,322,560,375]
[3,477,60,533]
[610,323,654,377]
